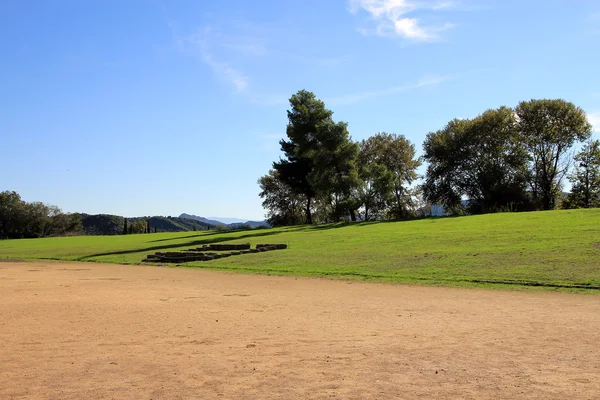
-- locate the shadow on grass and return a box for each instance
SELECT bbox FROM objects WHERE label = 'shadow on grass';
[284,215,472,232]
[148,228,275,243]
[78,230,280,260]
[148,230,236,243]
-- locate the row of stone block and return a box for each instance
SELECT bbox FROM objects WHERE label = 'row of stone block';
[142,243,288,263]
[190,243,251,252]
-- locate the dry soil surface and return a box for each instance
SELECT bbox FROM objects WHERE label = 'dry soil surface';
[1,261,599,399]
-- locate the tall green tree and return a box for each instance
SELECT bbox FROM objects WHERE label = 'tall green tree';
[0,191,23,239]
[274,90,335,224]
[356,142,395,221]
[564,139,600,209]
[360,133,421,219]
[423,107,530,214]
[516,99,593,210]
[309,121,361,221]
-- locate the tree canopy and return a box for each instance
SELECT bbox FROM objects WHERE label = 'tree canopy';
[263,90,422,225]
[274,90,334,224]
[423,107,531,213]
[0,191,82,239]
[260,94,596,224]
[516,99,592,210]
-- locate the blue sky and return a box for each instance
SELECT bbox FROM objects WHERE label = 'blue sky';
[1,0,599,220]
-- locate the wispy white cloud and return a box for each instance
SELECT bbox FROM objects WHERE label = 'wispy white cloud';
[327,73,452,105]
[348,0,460,41]
[175,22,352,97]
[588,111,600,133]
[183,26,249,92]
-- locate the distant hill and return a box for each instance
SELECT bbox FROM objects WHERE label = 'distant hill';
[180,213,270,229]
[81,214,125,236]
[207,216,248,224]
[178,214,225,226]
[142,216,213,232]
[229,220,270,229]
[81,214,214,235]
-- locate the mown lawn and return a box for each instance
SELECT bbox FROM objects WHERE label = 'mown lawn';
[1,209,599,290]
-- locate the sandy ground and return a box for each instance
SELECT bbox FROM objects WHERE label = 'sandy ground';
[0,261,599,399]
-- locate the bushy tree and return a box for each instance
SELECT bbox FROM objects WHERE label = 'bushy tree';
[356,139,395,221]
[0,191,23,239]
[309,121,360,221]
[564,139,600,208]
[423,107,531,214]
[0,191,81,238]
[516,99,592,209]
[359,133,421,219]
[130,220,147,234]
[258,169,306,226]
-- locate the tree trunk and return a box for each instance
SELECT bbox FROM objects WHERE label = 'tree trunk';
[350,209,357,222]
[305,196,312,225]
[394,189,402,220]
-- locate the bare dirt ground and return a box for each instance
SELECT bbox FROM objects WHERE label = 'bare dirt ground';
[1,261,599,399]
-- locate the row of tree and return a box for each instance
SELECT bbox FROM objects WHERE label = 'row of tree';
[259,90,423,225]
[0,191,82,239]
[259,91,597,226]
[422,100,595,213]
[0,194,218,238]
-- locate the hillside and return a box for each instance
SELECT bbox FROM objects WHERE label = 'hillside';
[80,214,125,236]
[81,214,213,235]
[180,213,270,228]
[179,214,225,226]
[2,209,599,290]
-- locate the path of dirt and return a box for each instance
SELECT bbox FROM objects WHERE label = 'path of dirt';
[0,261,599,399]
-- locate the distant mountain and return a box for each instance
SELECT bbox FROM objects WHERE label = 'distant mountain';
[207,216,248,224]
[178,214,226,226]
[179,213,270,229]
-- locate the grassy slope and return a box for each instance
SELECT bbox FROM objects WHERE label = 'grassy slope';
[1,209,599,289]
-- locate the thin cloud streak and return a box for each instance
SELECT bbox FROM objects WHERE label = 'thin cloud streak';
[348,0,460,41]
[184,27,249,92]
[327,74,452,105]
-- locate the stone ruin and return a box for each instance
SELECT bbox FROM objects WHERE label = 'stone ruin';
[142,243,288,264]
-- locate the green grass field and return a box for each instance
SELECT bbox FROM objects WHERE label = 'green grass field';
[1,209,599,290]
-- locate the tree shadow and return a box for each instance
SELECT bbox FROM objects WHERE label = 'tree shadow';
[148,230,240,243]
[78,230,280,260]
[284,221,390,232]
[283,215,474,231]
